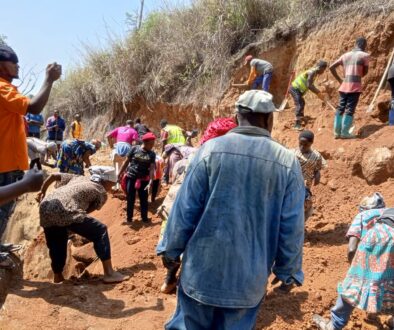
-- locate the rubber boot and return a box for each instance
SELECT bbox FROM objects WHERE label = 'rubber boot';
[341,114,356,139]
[333,113,342,139]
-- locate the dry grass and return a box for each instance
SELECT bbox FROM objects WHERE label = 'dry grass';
[46,0,394,119]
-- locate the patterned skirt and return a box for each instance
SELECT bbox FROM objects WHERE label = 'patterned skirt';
[338,222,394,313]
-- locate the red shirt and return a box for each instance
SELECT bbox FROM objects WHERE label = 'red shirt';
[332,49,369,93]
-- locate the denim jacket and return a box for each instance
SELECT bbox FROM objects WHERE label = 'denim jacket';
[157,126,305,308]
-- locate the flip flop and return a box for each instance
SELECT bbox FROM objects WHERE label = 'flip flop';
[0,243,22,253]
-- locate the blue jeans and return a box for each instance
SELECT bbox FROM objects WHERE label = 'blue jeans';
[252,72,273,92]
[389,78,394,125]
[0,171,24,239]
[289,87,305,121]
[165,285,262,330]
[336,92,361,116]
[330,295,354,330]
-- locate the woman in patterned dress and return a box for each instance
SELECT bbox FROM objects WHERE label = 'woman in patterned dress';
[36,168,128,284]
[57,139,101,175]
[313,193,394,330]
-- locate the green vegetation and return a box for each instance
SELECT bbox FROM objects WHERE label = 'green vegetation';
[46,0,388,118]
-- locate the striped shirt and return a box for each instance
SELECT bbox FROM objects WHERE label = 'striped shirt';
[293,148,326,188]
[332,48,369,93]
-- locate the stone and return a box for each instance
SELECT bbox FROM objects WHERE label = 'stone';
[361,147,394,184]
[71,243,96,264]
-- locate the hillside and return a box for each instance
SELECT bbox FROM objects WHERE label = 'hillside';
[1,1,394,329]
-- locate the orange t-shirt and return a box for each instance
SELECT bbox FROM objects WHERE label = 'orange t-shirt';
[0,78,30,173]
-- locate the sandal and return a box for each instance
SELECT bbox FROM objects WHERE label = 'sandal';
[0,243,22,253]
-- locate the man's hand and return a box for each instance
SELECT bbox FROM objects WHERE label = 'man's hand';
[22,170,44,193]
[46,63,62,83]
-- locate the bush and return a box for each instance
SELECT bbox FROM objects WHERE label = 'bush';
[47,0,388,119]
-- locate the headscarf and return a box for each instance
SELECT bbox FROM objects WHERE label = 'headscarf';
[359,192,385,212]
[199,117,237,145]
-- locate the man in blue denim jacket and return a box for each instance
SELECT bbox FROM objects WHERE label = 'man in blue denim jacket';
[157,90,305,330]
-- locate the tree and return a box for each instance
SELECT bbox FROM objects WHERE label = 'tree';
[0,34,7,45]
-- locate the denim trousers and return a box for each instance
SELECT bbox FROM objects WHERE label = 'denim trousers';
[165,284,262,330]
[252,72,273,92]
[289,87,306,120]
[330,295,354,330]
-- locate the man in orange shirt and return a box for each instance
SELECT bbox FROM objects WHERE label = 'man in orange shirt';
[0,44,61,244]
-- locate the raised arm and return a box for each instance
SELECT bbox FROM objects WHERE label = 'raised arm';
[28,63,62,115]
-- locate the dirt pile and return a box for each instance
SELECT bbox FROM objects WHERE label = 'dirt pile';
[1,7,394,330]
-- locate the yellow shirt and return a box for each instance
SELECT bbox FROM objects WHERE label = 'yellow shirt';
[71,120,83,139]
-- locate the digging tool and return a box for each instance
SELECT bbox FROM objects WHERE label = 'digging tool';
[324,100,337,112]
[366,48,394,113]
[113,162,120,192]
[278,71,296,111]
[231,83,248,88]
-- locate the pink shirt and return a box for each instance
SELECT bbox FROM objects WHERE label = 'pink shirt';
[107,126,138,144]
[332,49,369,93]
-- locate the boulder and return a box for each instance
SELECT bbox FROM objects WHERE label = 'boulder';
[71,243,96,264]
[361,147,394,184]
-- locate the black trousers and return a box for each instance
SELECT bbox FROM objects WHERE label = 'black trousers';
[336,92,361,116]
[43,216,111,274]
[289,87,305,120]
[28,132,40,138]
[151,179,160,202]
[126,177,149,221]
[30,158,42,170]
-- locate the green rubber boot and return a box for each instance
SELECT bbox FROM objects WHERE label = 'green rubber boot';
[333,113,342,139]
[341,114,356,139]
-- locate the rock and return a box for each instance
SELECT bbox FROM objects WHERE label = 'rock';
[361,147,394,184]
[71,243,96,264]
[371,93,391,122]
[328,180,337,191]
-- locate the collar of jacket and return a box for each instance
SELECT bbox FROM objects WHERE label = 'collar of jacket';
[229,126,271,138]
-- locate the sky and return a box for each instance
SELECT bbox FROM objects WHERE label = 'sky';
[0,0,169,94]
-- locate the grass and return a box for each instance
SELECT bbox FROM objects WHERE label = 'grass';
[45,0,393,119]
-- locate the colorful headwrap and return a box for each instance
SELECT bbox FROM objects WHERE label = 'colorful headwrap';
[359,192,385,212]
[199,117,237,145]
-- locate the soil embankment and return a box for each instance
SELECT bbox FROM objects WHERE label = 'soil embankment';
[1,8,394,330]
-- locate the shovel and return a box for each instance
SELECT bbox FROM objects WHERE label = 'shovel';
[278,71,296,111]
[366,48,394,113]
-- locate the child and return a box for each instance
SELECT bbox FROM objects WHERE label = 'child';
[293,130,326,220]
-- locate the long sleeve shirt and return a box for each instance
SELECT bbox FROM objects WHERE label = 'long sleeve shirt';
[46,116,66,141]
[157,126,305,308]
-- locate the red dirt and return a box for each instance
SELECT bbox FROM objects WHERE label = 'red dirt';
[1,9,394,330]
